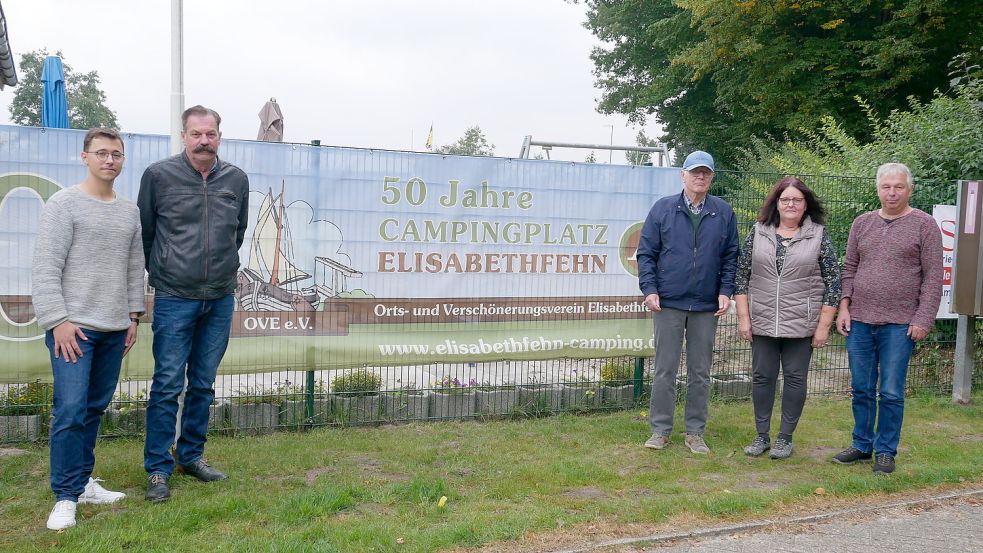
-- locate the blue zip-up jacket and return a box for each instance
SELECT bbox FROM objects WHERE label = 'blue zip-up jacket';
[636,191,739,312]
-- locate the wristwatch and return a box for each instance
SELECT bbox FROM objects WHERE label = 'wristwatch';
[130,317,140,325]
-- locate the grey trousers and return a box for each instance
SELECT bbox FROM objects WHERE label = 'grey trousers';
[649,308,718,436]
[750,335,812,436]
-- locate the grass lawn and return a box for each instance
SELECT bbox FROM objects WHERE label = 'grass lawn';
[1,393,980,552]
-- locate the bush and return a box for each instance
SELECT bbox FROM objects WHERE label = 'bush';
[275,379,328,401]
[599,359,634,386]
[738,78,983,208]
[331,370,382,397]
[112,389,148,413]
[433,375,475,395]
[232,386,280,405]
[0,381,53,416]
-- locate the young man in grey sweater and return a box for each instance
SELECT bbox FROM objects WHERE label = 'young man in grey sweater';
[31,128,145,530]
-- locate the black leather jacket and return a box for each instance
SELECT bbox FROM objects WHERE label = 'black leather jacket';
[137,152,249,300]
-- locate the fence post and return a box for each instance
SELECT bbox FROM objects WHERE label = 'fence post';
[952,315,975,404]
[633,357,645,402]
[305,347,316,427]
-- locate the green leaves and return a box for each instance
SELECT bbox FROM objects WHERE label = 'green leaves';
[8,49,119,130]
[437,126,495,157]
[584,0,983,164]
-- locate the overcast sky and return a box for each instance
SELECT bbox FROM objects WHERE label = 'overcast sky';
[0,0,663,164]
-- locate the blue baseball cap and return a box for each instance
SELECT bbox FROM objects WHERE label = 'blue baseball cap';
[682,150,715,172]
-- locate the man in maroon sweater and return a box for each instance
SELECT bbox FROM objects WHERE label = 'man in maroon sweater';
[833,162,943,475]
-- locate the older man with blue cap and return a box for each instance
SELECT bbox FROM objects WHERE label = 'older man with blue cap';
[636,150,739,454]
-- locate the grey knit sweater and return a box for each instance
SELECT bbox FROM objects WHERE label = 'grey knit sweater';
[31,186,146,332]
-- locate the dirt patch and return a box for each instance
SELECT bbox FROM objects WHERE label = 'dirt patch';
[737,472,794,491]
[351,455,409,482]
[631,489,679,501]
[351,454,382,469]
[803,446,842,462]
[954,434,983,443]
[563,487,608,499]
[0,447,28,457]
[305,466,334,484]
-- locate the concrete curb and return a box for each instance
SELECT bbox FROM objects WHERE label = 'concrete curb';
[549,487,983,553]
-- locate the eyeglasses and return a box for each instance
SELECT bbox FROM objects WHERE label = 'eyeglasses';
[86,150,125,162]
[779,197,805,206]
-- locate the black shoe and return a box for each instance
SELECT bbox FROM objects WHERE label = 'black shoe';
[145,473,170,502]
[873,453,896,475]
[832,446,872,465]
[179,459,228,482]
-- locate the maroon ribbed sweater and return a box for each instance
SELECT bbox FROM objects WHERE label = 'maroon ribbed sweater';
[841,208,943,331]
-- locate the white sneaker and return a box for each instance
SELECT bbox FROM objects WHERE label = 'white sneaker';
[78,477,126,505]
[46,500,77,530]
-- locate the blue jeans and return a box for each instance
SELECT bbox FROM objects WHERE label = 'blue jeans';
[46,328,126,501]
[846,321,914,457]
[144,293,234,477]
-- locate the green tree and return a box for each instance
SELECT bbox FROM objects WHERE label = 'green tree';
[742,79,983,206]
[730,70,983,257]
[9,49,119,129]
[583,1,983,164]
[584,150,597,163]
[437,125,495,156]
[625,130,660,166]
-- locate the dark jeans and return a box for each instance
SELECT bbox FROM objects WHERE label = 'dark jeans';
[750,335,812,437]
[648,308,718,436]
[144,293,234,477]
[846,321,914,457]
[46,328,126,501]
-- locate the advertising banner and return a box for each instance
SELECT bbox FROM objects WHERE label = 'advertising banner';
[933,204,957,319]
[0,126,680,382]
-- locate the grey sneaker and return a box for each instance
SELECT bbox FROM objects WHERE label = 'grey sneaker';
[744,436,771,456]
[644,433,670,450]
[769,437,794,459]
[684,434,710,454]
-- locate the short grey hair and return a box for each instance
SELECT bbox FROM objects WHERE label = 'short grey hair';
[876,162,913,188]
[181,105,222,131]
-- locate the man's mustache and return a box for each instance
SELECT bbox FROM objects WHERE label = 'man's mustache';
[193,145,216,154]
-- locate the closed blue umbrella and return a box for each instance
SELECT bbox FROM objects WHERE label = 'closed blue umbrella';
[41,55,68,128]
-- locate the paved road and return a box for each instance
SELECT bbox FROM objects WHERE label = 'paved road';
[553,489,983,553]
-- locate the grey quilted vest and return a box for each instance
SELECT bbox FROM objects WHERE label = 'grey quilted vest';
[747,216,825,338]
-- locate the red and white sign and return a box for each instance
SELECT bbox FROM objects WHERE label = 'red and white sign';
[933,205,957,319]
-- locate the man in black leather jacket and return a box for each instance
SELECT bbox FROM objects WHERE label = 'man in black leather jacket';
[137,105,249,502]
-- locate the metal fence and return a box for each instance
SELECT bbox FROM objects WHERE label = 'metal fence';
[1,171,977,442]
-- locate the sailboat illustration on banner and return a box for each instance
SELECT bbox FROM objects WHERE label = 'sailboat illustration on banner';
[235,181,362,312]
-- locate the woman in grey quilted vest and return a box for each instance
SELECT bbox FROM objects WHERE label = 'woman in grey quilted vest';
[733,177,841,459]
